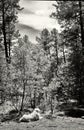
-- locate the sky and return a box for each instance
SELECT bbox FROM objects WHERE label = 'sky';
[17,0,60,43]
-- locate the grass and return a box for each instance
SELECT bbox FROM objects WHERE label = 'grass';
[0,116,84,130]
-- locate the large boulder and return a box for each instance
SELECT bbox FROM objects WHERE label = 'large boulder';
[0,101,19,122]
[2,101,16,114]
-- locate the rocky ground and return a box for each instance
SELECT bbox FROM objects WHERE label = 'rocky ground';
[0,116,84,130]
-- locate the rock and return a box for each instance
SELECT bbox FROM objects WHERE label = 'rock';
[2,101,15,114]
[81,116,84,119]
[56,111,65,117]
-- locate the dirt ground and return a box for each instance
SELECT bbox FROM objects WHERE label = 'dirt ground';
[0,116,84,130]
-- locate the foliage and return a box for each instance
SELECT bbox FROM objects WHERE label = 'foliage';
[0,0,21,63]
[51,1,84,105]
[1,1,84,117]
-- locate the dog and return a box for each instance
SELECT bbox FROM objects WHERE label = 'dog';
[19,108,43,122]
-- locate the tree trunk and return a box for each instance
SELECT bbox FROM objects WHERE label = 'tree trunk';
[33,89,36,109]
[79,1,84,52]
[8,24,11,63]
[2,1,9,62]
[50,93,53,114]
[20,79,26,112]
[63,43,66,63]
[20,55,26,112]
[55,40,59,65]
[55,39,59,76]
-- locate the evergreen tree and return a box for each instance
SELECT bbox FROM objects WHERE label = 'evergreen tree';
[51,1,84,105]
[0,0,21,63]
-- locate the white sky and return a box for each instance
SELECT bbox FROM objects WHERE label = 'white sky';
[18,0,60,42]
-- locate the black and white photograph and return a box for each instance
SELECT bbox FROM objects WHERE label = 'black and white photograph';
[0,0,84,130]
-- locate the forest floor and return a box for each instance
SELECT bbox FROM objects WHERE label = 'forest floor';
[0,116,84,130]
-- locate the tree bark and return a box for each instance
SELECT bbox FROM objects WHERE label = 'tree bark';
[20,79,26,112]
[79,1,84,52]
[50,93,53,114]
[20,55,26,112]
[63,43,66,63]
[2,0,9,62]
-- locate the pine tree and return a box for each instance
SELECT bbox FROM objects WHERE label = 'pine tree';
[51,1,84,105]
[0,0,21,63]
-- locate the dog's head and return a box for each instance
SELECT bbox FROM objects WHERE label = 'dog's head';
[34,108,41,113]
